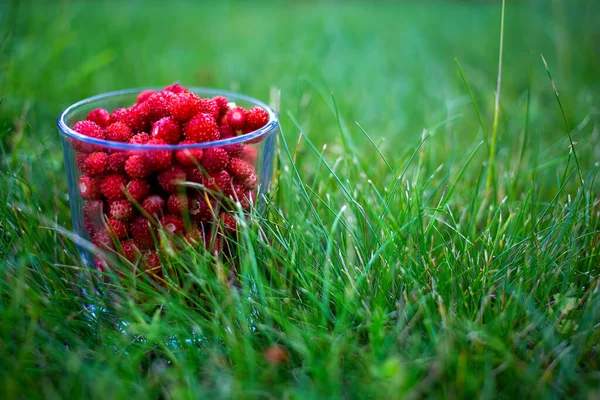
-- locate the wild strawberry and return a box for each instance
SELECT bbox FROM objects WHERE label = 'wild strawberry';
[219,131,244,158]
[219,123,234,137]
[204,231,222,254]
[184,113,219,143]
[161,214,185,234]
[100,174,126,200]
[83,200,105,235]
[220,213,237,235]
[72,120,105,152]
[84,152,109,176]
[106,217,128,240]
[212,95,229,116]
[163,83,187,93]
[108,152,128,172]
[145,138,172,171]
[125,154,150,179]
[240,145,258,164]
[124,105,151,133]
[206,170,232,193]
[86,108,111,128]
[143,92,171,122]
[227,106,247,131]
[92,229,114,250]
[201,148,229,173]
[125,179,150,203]
[79,175,102,199]
[167,193,190,216]
[129,133,150,145]
[137,90,158,104]
[109,200,134,221]
[76,152,88,169]
[142,250,161,272]
[198,98,220,119]
[245,106,269,131]
[228,158,255,181]
[151,116,181,143]
[119,239,140,262]
[175,140,203,167]
[169,92,200,122]
[190,195,217,221]
[105,121,133,142]
[157,165,186,193]
[130,216,157,249]
[185,167,205,185]
[184,228,205,246]
[109,108,129,124]
[227,183,253,210]
[141,195,165,216]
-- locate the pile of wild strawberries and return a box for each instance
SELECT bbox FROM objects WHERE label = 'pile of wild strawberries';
[70,83,270,276]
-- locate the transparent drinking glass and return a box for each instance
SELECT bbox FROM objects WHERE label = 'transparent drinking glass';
[57,88,278,274]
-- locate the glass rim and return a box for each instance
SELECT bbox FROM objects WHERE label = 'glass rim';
[57,87,279,150]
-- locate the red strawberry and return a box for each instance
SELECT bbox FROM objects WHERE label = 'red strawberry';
[106,217,128,240]
[228,158,255,181]
[119,239,141,262]
[109,200,134,221]
[108,152,129,172]
[83,200,105,236]
[76,152,88,169]
[125,179,150,203]
[184,113,219,143]
[245,106,269,131]
[79,175,102,199]
[84,152,109,176]
[129,133,151,145]
[143,92,171,121]
[141,195,165,216]
[145,138,172,171]
[137,90,158,104]
[212,95,229,116]
[105,122,133,142]
[219,131,244,158]
[190,195,217,221]
[220,213,237,235]
[142,250,161,272]
[198,98,220,119]
[240,145,258,164]
[185,167,205,185]
[157,166,186,193]
[161,214,185,234]
[86,108,110,128]
[72,120,105,152]
[206,170,232,193]
[201,148,229,173]
[92,229,114,250]
[151,116,181,144]
[125,154,150,179]
[100,174,126,200]
[175,140,203,167]
[227,183,253,210]
[109,108,129,125]
[227,106,247,131]
[123,105,150,133]
[169,92,200,122]
[167,193,190,216]
[163,83,188,93]
[130,216,157,249]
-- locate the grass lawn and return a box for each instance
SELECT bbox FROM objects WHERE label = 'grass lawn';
[1,0,600,398]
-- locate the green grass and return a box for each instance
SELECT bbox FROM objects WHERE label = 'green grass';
[1,0,600,398]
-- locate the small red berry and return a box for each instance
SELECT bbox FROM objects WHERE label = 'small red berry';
[161,214,185,234]
[125,105,151,133]
[109,200,134,221]
[185,167,205,185]
[201,148,229,173]
[175,140,203,167]
[169,92,201,122]
[129,133,151,145]
[163,83,188,93]
[137,90,158,104]
[83,200,105,236]
[142,250,161,272]
[227,107,247,131]
[206,170,232,193]
[157,165,186,193]
[100,174,127,200]
[119,239,140,262]
[198,98,220,119]
[145,138,172,171]
[190,195,217,221]
[184,228,205,246]
[143,92,171,121]
[212,95,229,116]
[227,183,253,210]
[72,120,105,152]
[79,175,102,200]
[184,113,219,143]
[220,213,237,235]
[106,217,128,240]
[84,152,109,176]
[86,108,111,128]
[105,122,133,142]
[92,229,114,250]
[219,131,244,158]
[245,106,269,131]
[167,193,190,216]
[76,152,88,169]
[228,158,255,181]
[109,108,129,124]
[219,123,234,137]
[125,179,150,203]
[130,216,157,249]
[141,195,165,216]
[151,116,181,144]
[125,154,150,179]
[240,145,258,164]
[108,152,129,172]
